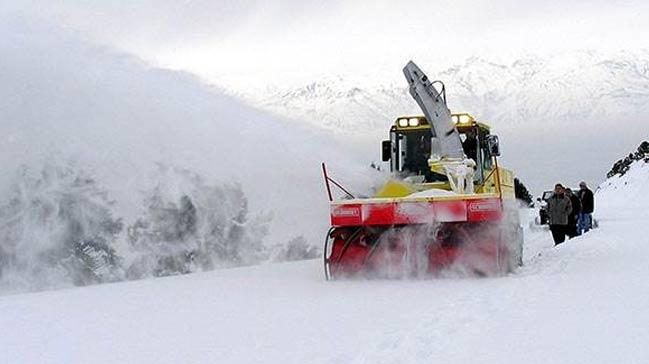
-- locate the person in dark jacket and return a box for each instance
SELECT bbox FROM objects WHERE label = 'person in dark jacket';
[578,181,595,234]
[547,184,573,246]
[565,188,581,238]
[462,129,478,162]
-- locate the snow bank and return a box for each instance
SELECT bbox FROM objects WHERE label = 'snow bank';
[596,159,649,209]
[1,196,648,363]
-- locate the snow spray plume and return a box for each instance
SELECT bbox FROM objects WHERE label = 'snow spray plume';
[125,165,271,279]
[0,160,124,293]
[269,235,320,262]
[359,200,522,280]
[0,161,281,294]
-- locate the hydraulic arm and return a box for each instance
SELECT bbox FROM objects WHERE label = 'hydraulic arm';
[403,61,465,160]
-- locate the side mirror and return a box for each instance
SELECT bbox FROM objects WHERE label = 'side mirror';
[381,140,391,162]
[487,135,500,157]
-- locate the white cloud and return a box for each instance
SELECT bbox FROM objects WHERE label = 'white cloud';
[2,0,648,88]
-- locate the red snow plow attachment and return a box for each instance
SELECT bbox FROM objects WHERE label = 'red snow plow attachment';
[323,195,523,279]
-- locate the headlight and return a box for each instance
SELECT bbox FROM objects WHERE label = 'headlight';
[459,114,472,123]
[398,119,408,127]
[408,118,419,126]
[451,115,459,123]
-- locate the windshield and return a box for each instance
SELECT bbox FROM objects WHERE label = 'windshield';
[400,130,432,176]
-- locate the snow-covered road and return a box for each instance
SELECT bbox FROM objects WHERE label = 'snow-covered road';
[1,197,648,364]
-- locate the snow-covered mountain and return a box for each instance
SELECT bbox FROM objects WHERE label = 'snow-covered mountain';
[230,50,649,134]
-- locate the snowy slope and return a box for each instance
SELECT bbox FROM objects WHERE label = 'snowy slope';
[596,160,649,210]
[1,166,648,363]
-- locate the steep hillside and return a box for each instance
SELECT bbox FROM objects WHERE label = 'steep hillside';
[597,142,649,210]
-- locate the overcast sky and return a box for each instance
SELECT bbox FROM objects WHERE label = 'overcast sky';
[2,0,648,87]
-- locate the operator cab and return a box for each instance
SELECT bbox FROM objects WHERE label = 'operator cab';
[381,113,500,183]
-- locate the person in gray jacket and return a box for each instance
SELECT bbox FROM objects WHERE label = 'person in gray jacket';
[547,183,573,246]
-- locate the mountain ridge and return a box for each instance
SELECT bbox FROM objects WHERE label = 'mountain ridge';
[225,50,649,135]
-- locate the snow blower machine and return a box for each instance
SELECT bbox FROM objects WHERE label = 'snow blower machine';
[322,61,523,279]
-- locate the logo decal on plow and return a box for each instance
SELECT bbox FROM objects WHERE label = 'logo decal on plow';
[332,206,361,217]
[468,200,501,212]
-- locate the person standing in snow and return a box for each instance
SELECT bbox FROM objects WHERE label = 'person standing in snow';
[547,184,573,246]
[462,129,478,162]
[578,181,595,234]
[565,188,581,238]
